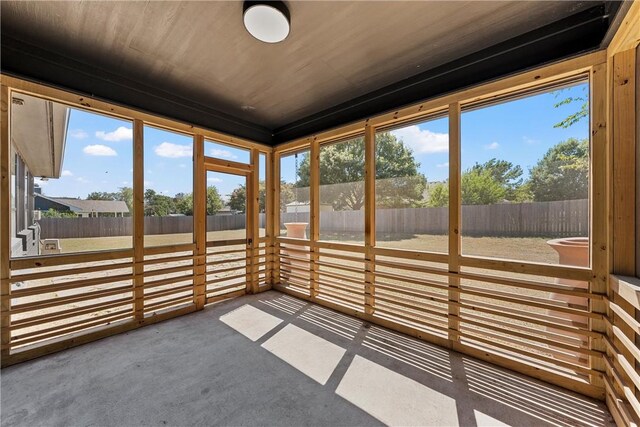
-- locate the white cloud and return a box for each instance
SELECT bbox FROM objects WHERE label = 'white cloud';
[483,142,499,150]
[69,129,88,139]
[208,148,238,159]
[144,180,153,186]
[436,162,449,168]
[522,136,540,145]
[178,163,186,168]
[95,126,132,142]
[390,125,448,154]
[207,177,223,183]
[154,142,193,158]
[61,170,73,177]
[76,177,90,183]
[83,144,117,156]
[34,177,48,186]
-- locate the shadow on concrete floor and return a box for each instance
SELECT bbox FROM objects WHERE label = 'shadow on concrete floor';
[1,291,614,427]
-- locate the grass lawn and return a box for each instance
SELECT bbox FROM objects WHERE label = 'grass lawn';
[304,230,561,265]
[54,226,565,267]
[56,230,249,253]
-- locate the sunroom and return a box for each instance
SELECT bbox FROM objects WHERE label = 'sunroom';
[1,1,639,426]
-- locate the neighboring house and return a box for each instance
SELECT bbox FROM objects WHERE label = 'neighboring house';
[35,194,130,217]
[216,206,239,216]
[285,201,333,213]
[10,94,69,257]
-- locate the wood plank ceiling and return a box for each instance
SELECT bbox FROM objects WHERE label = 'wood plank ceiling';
[0,1,618,144]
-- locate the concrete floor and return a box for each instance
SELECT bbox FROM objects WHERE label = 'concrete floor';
[1,291,614,427]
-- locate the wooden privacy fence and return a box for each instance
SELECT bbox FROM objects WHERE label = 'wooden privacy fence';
[280,199,588,237]
[39,215,249,239]
[39,199,587,239]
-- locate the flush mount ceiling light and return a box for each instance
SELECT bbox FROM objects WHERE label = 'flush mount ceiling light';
[243,1,290,43]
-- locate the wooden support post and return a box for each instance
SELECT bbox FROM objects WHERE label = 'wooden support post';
[364,124,376,315]
[193,135,206,309]
[265,150,275,287]
[608,48,638,406]
[1,85,11,359]
[310,141,320,298]
[611,48,637,276]
[272,152,281,285]
[590,62,609,390]
[247,148,260,294]
[448,102,461,343]
[133,119,145,320]
[245,169,254,294]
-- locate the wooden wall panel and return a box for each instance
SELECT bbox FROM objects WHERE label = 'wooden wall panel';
[611,48,637,276]
[1,85,11,360]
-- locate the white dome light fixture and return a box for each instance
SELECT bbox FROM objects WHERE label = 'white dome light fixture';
[243,1,290,43]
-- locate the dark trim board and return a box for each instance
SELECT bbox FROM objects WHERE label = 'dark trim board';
[0,36,273,144]
[272,5,611,143]
[1,4,619,146]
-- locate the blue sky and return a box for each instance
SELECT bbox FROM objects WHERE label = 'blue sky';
[37,82,588,199]
[35,111,258,200]
[281,81,589,184]
[35,110,134,198]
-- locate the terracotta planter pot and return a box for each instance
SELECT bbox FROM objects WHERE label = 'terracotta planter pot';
[547,237,589,364]
[281,223,310,281]
[284,222,308,239]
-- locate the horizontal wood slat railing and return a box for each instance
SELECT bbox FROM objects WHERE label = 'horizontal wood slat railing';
[274,236,606,400]
[1,240,269,367]
[604,276,640,426]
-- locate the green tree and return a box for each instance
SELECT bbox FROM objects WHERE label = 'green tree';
[175,193,193,216]
[228,181,269,214]
[462,169,506,205]
[41,208,77,218]
[87,191,118,200]
[144,189,176,216]
[427,167,507,207]
[295,133,426,210]
[206,186,224,215]
[470,158,524,200]
[228,185,247,213]
[258,181,267,213]
[427,182,449,207]
[279,181,295,212]
[528,138,589,201]
[116,187,133,213]
[552,86,588,129]
[170,188,224,215]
